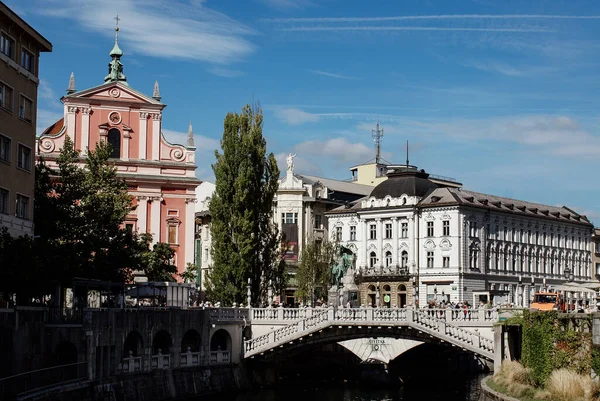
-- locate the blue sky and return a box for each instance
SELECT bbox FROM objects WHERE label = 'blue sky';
[13,0,600,225]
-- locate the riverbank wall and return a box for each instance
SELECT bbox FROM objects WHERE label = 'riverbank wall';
[479,376,519,401]
[16,365,250,401]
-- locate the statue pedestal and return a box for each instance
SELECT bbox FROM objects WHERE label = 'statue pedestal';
[329,268,359,308]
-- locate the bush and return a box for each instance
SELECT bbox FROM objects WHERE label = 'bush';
[494,361,537,399]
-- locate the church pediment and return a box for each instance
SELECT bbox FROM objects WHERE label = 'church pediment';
[64,82,163,106]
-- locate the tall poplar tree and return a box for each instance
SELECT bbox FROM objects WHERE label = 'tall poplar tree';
[207,104,285,305]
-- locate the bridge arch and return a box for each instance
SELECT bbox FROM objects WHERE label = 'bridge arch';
[181,329,201,352]
[210,329,232,351]
[55,340,78,365]
[123,330,144,357]
[152,330,173,355]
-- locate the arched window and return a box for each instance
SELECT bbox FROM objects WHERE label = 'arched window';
[401,251,408,268]
[107,128,121,158]
[385,251,392,267]
[369,252,377,268]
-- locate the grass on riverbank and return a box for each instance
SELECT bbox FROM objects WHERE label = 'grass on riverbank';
[490,361,600,401]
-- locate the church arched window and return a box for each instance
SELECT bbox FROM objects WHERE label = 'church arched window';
[107,128,121,158]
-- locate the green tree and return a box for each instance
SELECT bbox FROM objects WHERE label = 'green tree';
[207,104,284,305]
[180,263,198,283]
[139,234,177,282]
[295,237,337,305]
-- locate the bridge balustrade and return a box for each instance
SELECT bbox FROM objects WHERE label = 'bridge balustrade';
[150,350,171,370]
[180,348,201,367]
[118,351,142,373]
[210,350,231,365]
[209,308,249,321]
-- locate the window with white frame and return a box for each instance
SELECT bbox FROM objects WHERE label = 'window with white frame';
[0,82,13,111]
[0,134,10,162]
[16,194,29,219]
[469,249,479,269]
[443,220,450,236]
[385,251,392,267]
[314,214,322,229]
[18,95,33,122]
[20,48,34,73]
[426,251,434,268]
[17,144,31,171]
[350,225,356,241]
[282,212,298,225]
[401,222,408,238]
[470,221,478,237]
[443,256,450,268]
[385,223,392,239]
[369,224,376,240]
[426,221,434,237]
[369,252,377,268]
[0,187,8,214]
[401,251,408,268]
[0,32,14,59]
[335,226,342,241]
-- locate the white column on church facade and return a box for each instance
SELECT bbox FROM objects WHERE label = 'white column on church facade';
[185,198,196,267]
[66,106,78,143]
[139,112,148,160]
[80,107,90,155]
[362,220,368,269]
[392,217,398,265]
[376,218,383,267]
[409,215,416,274]
[122,129,131,161]
[137,196,148,234]
[151,113,161,160]
[150,197,161,244]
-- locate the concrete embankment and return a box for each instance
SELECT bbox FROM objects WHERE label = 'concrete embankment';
[479,376,520,401]
[16,365,249,401]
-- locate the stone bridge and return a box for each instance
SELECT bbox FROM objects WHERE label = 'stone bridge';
[245,308,499,361]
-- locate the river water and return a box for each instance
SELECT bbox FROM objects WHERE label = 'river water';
[210,376,483,401]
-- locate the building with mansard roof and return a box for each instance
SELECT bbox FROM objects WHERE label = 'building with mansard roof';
[36,24,200,279]
[326,163,596,308]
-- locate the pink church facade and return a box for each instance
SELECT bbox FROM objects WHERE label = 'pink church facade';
[36,30,200,279]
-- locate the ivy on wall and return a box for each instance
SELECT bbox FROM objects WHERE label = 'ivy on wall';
[519,311,592,386]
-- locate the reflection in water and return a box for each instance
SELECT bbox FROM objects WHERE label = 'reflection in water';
[207,375,483,401]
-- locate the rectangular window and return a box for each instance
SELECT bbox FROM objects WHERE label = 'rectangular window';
[168,225,178,244]
[520,229,525,243]
[426,221,434,237]
[470,221,478,237]
[504,227,508,241]
[0,32,14,58]
[0,134,10,162]
[350,226,356,241]
[18,95,33,123]
[442,256,450,268]
[401,222,408,238]
[0,188,8,214]
[20,48,34,73]
[0,82,13,111]
[369,224,376,240]
[443,220,450,236]
[335,226,342,241]
[426,251,434,268]
[17,144,31,171]
[385,223,392,239]
[15,194,29,219]
[314,214,322,229]
[284,212,297,224]
[125,223,134,233]
[204,248,209,262]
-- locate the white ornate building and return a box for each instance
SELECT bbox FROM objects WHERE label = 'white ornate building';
[327,164,596,308]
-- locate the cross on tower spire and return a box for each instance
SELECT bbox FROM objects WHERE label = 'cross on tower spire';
[104,15,128,85]
[371,121,384,164]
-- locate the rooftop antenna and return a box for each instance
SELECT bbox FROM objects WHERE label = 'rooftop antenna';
[371,121,384,164]
[406,140,409,167]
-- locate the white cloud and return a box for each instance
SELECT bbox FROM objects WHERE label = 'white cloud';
[259,0,313,10]
[307,69,356,80]
[262,14,600,23]
[294,137,374,165]
[31,0,256,65]
[208,67,245,78]
[162,129,220,154]
[280,26,552,33]
[463,60,558,77]
[274,108,320,125]
[408,115,600,159]
[36,109,63,135]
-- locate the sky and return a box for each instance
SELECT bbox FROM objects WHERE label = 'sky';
[12,0,600,225]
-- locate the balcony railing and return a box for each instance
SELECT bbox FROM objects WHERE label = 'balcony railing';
[118,352,142,373]
[210,351,230,365]
[150,351,171,370]
[180,349,201,367]
[47,307,83,325]
[362,265,409,277]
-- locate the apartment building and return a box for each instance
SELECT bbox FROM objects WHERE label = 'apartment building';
[0,2,52,237]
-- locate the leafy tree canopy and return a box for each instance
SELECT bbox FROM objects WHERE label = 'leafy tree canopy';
[295,237,337,305]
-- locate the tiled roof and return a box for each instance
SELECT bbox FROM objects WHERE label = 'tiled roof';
[40,118,64,137]
[297,174,373,196]
[420,187,592,225]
